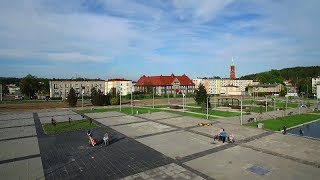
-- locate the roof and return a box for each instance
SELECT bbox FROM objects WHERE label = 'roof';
[249,84,281,88]
[107,78,131,82]
[135,74,195,86]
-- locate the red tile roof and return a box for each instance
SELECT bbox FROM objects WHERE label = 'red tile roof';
[135,74,195,86]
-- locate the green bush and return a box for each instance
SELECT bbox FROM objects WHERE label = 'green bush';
[111,97,119,105]
[67,88,77,107]
[50,97,62,100]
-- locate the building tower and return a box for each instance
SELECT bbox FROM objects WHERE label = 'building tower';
[230,58,236,80]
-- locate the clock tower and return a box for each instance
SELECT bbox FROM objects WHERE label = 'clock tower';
[230,58,236,80]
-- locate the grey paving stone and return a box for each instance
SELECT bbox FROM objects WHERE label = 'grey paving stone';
[95,115,146,126]
[37,110,77,117]
[137,130,220,159]
[0,157,44,180]
[84,111,126,119]
[155,116,213,128]
[40,114,83,124]
[137,112,181,120]
[184,146,320,180]
[190,121,266,141]
[0,126,36,140]
[0,118,34,128]
[0,137,40,161]
[244,133,320,165]
[111,121,176,138]
[0,113,33,121]
[119,163,204,180]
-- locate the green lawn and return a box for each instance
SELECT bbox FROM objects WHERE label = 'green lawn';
[245,114,320,131]
[78,107,161,115]
[43,120,98,135]
[187,107,240,117]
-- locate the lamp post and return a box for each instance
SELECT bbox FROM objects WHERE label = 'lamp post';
[207,95,210,120]
[153,87,155,109]
[81,86,84,109]
[182,93,186,112]
[168,91,170,105]
[131,86,133,115]
[240,95,243,125]
[119,86,122,112]
[265,95,268,112]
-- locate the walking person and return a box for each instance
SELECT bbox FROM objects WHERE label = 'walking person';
[282,126,287,134]
[219,129,227,143]
[299,128,304,136]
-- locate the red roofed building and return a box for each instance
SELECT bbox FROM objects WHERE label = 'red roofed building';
[135,73,195,95]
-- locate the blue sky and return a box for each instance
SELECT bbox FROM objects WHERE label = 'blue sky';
[0,0,319,80]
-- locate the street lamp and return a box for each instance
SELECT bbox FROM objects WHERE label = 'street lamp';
[119,85,122,112]
[265,95,268,112]
[240,95,243,125]
[206,95,210,120]
[182,93,186,112]
[167,92,170,105]
[153,87,155,109]
[131,86,133,115]
[81,86,84,109]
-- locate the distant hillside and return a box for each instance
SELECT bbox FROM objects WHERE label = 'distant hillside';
[240,66,320,96]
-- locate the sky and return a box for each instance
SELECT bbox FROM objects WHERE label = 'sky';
[0,0,319,81]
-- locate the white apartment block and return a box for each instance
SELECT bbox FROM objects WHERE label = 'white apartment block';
[312,77,320,94]
[193,78,254,95]
[105,79,133,96]
[49,80,105,99]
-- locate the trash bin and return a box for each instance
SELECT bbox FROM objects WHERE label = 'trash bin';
[257,123,264,129]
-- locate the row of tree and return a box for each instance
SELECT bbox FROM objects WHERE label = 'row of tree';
[67,87,121,107]
[240,66,320,96]
[0,75,49,98]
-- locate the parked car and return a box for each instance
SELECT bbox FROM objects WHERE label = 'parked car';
[14,95,24,100]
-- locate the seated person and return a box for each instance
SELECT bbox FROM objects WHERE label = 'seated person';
[228,133,235,143]
[87,130,97,146]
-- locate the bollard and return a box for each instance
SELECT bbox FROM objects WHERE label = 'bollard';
[136,110,139,115]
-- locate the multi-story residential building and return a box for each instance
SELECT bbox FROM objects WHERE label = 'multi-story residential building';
[49,80,105,99]
[312,77,320,94]
[193,78,254,95]
[135,74,195,95]
[105,79,133,96]
[247,83,283,96]
[7,84,21,95]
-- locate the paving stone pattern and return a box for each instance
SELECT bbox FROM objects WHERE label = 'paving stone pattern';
[35,115,173,180]
[0,126,36,140]
[120,163,205,180]
[0,118,34,129]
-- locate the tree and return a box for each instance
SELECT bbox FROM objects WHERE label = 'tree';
[67,88,77,107]
[1,84,9,95]
[280,86,287,96]
[20,75,39,98]
[194,83,208,108]
[91,87,111,106]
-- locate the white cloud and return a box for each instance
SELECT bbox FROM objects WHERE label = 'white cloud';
[172,0,234,22]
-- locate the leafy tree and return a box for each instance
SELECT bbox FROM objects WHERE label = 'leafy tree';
[194,83,208,109]
[67,88,77,107]
[91,87,111,106]
[280,86,287,97]
[1,84,9,95]
[20,74,39,98]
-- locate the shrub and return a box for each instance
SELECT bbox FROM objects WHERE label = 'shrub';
[111,97,119,105]
[67,88,77,107]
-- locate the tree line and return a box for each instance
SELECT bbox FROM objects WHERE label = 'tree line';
[240,66,320,96]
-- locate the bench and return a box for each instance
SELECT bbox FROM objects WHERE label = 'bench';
[248,118,255,122]
[288,112,293,115]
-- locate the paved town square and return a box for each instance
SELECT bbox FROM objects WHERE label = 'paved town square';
[0,110,320,180]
